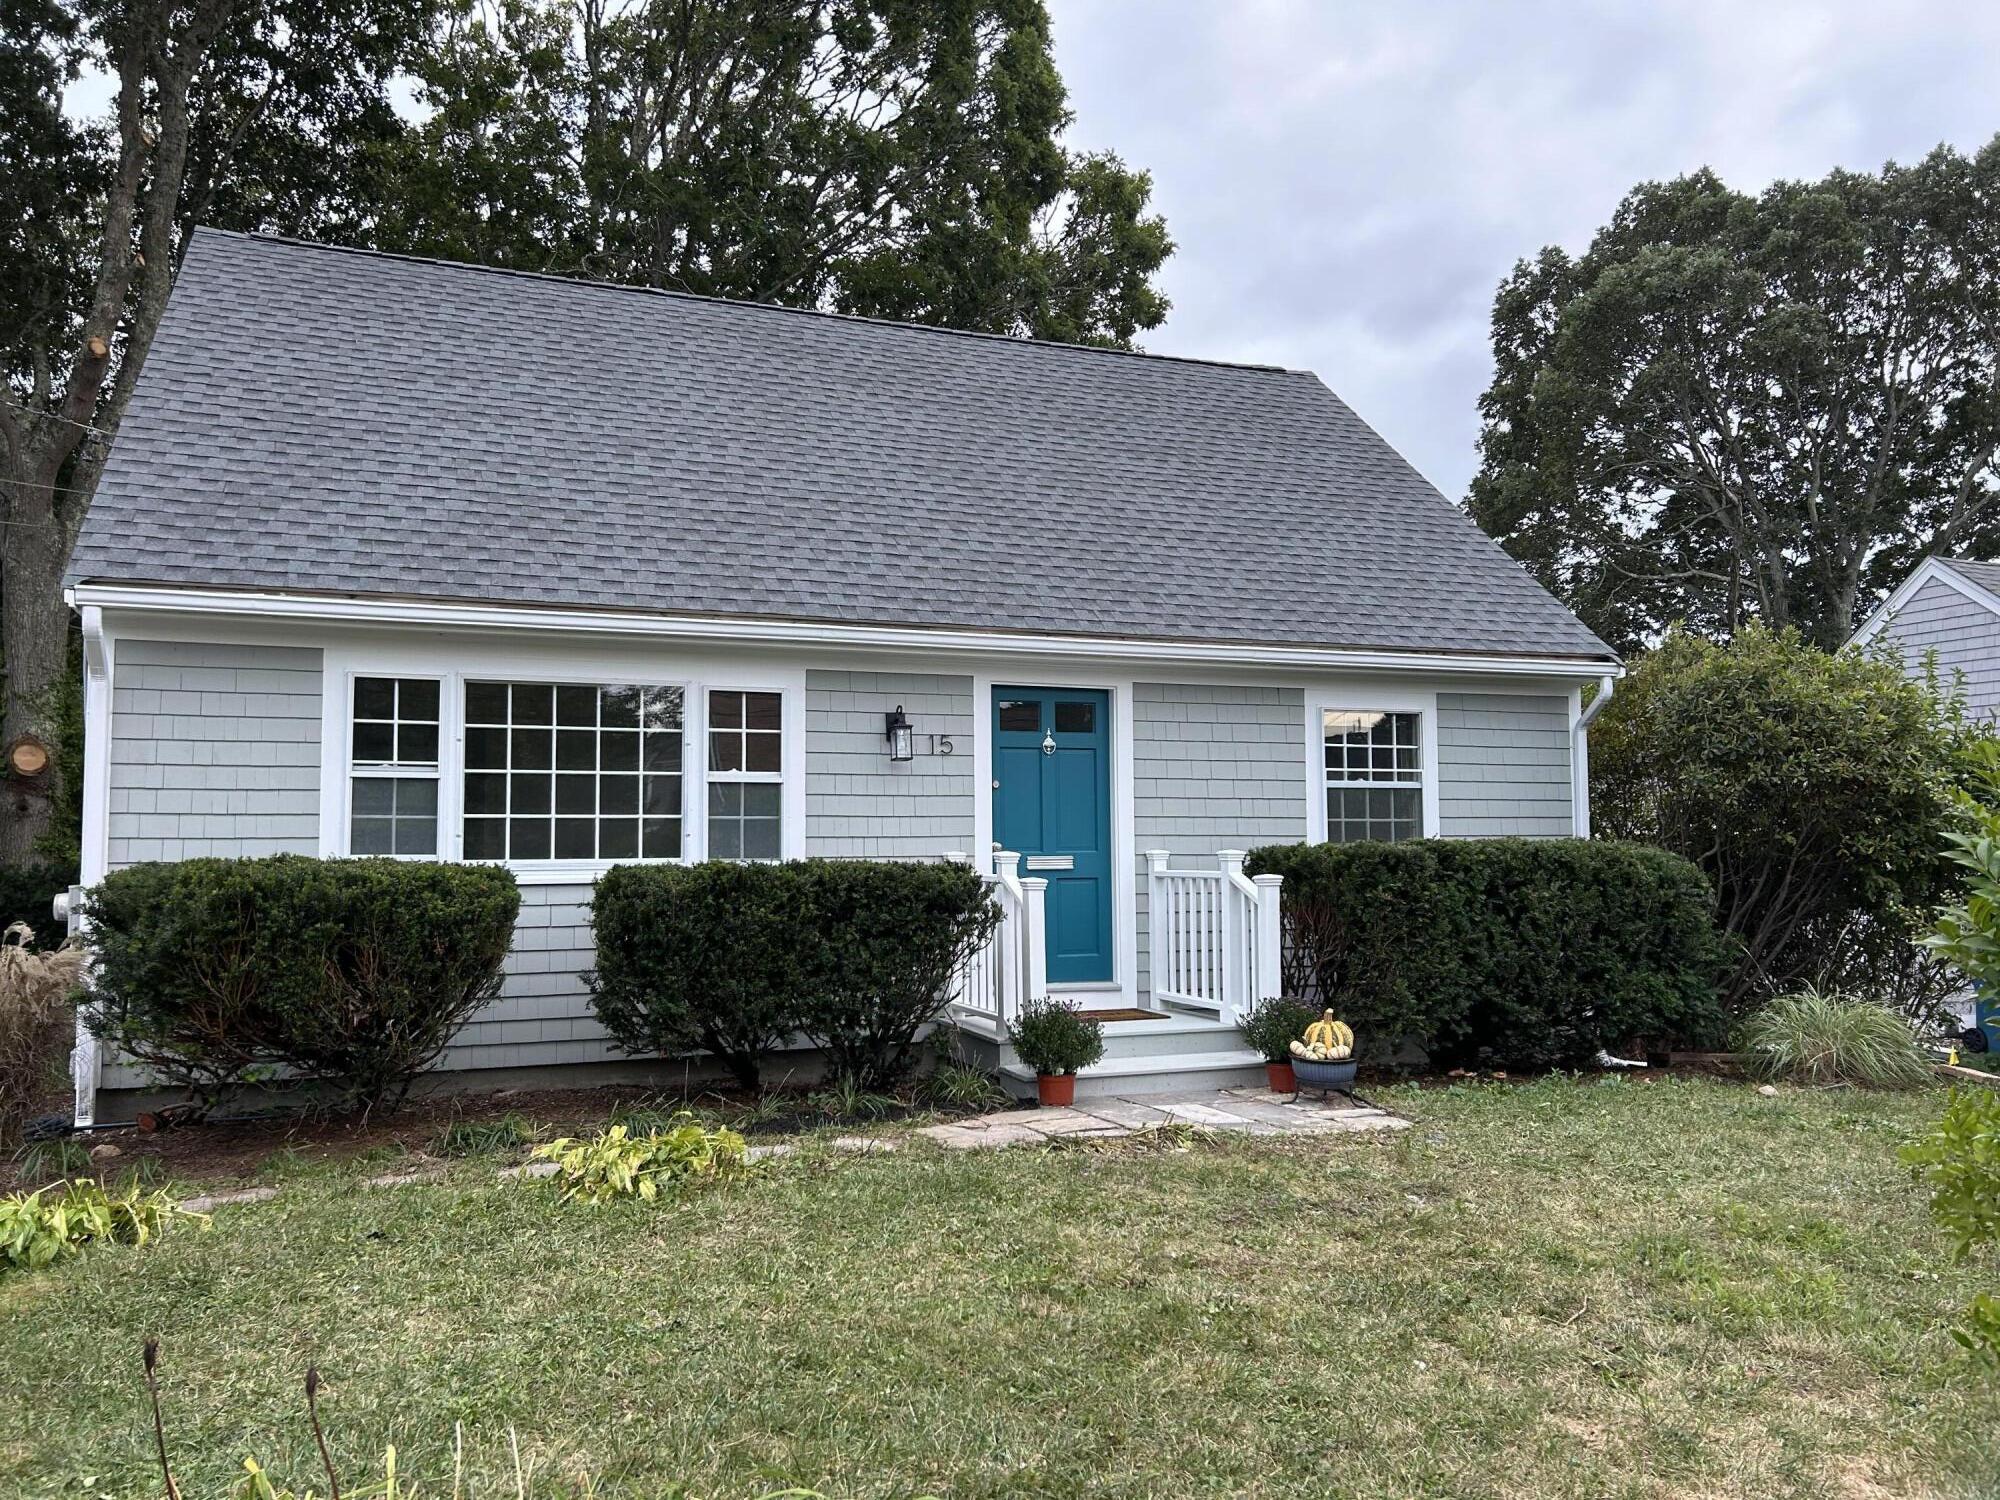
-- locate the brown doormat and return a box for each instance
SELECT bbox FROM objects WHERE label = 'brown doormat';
[1071,1008,1161,1023]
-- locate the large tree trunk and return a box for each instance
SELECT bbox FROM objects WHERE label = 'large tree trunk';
[0,456,74,862]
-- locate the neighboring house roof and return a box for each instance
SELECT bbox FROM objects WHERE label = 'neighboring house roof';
[1851,553,2000,647]
[70,228,1616,663]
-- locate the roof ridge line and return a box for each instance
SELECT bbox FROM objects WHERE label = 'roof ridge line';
[190,226,1305,378]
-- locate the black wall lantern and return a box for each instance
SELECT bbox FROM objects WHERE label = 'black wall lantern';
[885,705,915,762]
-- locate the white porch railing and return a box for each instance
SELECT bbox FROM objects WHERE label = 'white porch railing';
[1146,849,1283,1024]
[944,849,1047,1036]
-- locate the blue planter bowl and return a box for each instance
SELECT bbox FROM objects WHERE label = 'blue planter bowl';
[1291,1056,1358,1091]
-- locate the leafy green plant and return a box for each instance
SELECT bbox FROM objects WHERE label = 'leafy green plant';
[0,1178,204,1270]
[1246,838,1728,1070]
[1901,1088,2000,1362]
[1736,988,1936,1090]
[530,1119,756,1205]
[919,1062,1008,1111]
[1006,999,1104,1077]
[1,921,82,1146]
[590,859,1002,1091]
[431,1114,540,1157]
[1241,996,1317,1064]
[83,855,520,1113]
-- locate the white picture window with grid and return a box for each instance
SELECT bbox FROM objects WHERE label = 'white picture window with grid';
[349,676,441,856]
[707,689,783,860]
[1323,708,1424,843]
[461,681,685,863]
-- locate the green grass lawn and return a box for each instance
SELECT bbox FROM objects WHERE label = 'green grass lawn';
[2,1076,1994,1499]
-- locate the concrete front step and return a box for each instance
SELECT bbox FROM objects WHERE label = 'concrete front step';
[997,1047,1271,1100]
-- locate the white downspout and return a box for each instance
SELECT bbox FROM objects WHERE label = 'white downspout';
[1571,673,1616,839]
[70,604,111,1127]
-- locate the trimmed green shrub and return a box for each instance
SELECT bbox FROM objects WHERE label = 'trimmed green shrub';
[590,861,820,1091]
[1007,998,1105,1076]
[0,860,77,952]
[1593,625,1977,1011]
[589,859,1001,1092]
[83,856,519,1112]
[1244,838,1727,1070]
[790,860,1002,1089]
[1736,988,1935,1089]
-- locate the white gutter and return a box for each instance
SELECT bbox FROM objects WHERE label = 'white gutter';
[67,582,1625,682]
[1571,673,1616,838]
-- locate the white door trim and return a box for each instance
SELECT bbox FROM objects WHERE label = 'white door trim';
[972,671,1139,1009]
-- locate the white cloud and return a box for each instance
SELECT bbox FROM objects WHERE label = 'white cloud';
[1049,0,2000,495]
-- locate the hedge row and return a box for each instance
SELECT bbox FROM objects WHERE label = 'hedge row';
[1244,838,1728,1070]
[83,856,518,1111]
[590,859,1000,1090]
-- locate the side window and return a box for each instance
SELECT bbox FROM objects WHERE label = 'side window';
[706,689,783,859]
[1322,709,1422,842]
[349,677,441,856]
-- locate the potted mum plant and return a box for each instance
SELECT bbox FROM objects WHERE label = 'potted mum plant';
[1288,1010,1358,1094]
[1242,996,1317,1093]
[1007,998,1105,1106]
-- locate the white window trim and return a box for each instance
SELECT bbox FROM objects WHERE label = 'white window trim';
[1303,688,1441,842]
[701,685,790,862]
[321,644,806,884]
[343,673,446,860]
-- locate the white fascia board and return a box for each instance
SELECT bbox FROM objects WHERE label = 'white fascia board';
[66,583,1625,682]
[1851,556,2000,648]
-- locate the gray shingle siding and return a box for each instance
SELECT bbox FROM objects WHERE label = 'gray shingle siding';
[1870,573,2000,720]
[1132,682,1309,998]
[435,882,613,1072]
[805,670,975,858]
[1435,692,1574,838]
[106,640,323,868]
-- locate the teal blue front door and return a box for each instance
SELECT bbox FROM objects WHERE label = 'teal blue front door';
[992,687,1114,984]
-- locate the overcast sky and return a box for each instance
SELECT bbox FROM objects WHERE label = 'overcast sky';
[1048,0,2000,497]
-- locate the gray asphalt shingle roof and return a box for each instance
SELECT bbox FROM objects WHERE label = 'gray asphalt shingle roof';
[71,228,1614,662]
[1940,557,2000,601]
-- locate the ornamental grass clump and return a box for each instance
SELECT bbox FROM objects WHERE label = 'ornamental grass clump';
[0,922,83,1146]
[1735,987,1935,1090]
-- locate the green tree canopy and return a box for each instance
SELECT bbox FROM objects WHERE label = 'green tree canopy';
[368,0,1172,343]
[1471,143,2000,653]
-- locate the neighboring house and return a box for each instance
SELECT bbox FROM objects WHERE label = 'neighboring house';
[1852,554,2000,721]
[64,228,1621,1120]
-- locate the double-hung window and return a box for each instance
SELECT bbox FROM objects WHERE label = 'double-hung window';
[1322,708,1423,842]
[462,681,685,862]
[348,677,441,856]
[706,689,783,860]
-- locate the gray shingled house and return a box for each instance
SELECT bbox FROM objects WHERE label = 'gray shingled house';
[1853,554,2000,719]
[64,228,1621,1119]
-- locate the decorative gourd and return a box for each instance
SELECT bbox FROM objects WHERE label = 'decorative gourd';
[1288,1011,1354,1062]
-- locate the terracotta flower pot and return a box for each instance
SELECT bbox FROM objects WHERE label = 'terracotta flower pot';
[1036,1072,1076,1107]
[1266,1061,1297,1093]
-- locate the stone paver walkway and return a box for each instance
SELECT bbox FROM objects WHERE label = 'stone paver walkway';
[915,1086,1408,1151]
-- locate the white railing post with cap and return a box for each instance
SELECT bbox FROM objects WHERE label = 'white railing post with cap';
[1145,849,1171,1003]
[1020,876,1048,1011]
[1252,872,1284,1005]
[1216,850,1248,1024]
[992,850,1024,1030]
